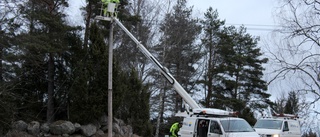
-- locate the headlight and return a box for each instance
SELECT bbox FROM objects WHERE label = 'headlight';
[272,134,280,137]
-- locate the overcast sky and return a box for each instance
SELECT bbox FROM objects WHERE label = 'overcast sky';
[66,0,320,124]
[66,0,317,100]
[187,0,289,100]
[66,0,281,98]
[188,0,279,35]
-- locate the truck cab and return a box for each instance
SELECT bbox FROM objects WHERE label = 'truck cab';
[178,108,260,137]
[253,114,301,137]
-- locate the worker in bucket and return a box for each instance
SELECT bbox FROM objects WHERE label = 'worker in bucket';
[169,122,182,137]
[112,0,120,17]
[101,0,120,17]
[112,0,120,4]
[101,0,111,16]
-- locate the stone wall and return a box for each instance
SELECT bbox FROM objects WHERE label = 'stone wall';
[5,116,140,137]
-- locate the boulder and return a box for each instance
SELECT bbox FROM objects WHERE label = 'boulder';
[50,120,75,135]
[11,120,27,131]
[80,124,96,137]
[41,123,50,133]
[27,121,40,135]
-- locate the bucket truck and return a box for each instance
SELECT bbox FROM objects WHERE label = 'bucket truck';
[95,3,260,137]
[253,110,302,137]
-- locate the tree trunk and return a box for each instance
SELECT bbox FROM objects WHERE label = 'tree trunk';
[155,87,165,137]
[47,53,55,123]
[206,45,214,108]
[0,43,2,82]
[83,1,92,50]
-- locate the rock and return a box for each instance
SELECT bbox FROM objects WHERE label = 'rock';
[74,123,81,132]
[4,130,35,137]
[27,121,40,135]
[6,118,140,137]
[95,129,104,135]
[41,123,50,133]
[50,120,75,135]
[132,134,141,137]
[122,125,133,137]
[80,124,97,137]
[113,118,125,126]
[112,122,122,135]
[11,120,28,131]
[69,134,85,137]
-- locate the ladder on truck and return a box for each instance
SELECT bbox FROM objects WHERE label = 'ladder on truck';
[94,7,239,117]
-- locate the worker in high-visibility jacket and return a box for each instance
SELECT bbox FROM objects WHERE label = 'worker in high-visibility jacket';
[112,0,120,4]
[112,0,120,17]
[101,0,111,16]
[169,122,182,137]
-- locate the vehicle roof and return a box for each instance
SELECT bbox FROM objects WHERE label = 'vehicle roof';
[257,118,300,121]
[187,116,244,120]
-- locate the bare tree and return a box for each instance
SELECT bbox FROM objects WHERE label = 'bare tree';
[265,0,320,134]
[267,0,320,102]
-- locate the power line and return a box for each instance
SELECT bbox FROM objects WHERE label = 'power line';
[225,23,281,28]
[121,18,282,32]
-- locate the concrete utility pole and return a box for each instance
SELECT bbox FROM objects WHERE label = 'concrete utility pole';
[108,21,114,137]
[95,3,117,137]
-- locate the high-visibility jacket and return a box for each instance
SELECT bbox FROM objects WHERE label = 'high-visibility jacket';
[170,122,180,137]
[112,0,120,4]
[101,0,111,5]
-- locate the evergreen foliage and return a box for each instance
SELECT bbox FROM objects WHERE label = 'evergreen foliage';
[216,26,272,111]
[199,6,272,123]
[12,0,78,123]
[0,0,310,136]
[284,91,299,114]
[271,91,300,115]
[68,22,108,124]
[158,0,202,113]
[199,7,226,109]
[113,66,153,136]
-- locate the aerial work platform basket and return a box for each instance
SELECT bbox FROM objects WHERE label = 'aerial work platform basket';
[95,2,118,21]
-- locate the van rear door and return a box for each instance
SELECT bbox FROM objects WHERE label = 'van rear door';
[281,121,301,137]
[288,120,301,136]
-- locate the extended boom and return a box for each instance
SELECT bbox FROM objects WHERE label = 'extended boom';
[113,18,200,110]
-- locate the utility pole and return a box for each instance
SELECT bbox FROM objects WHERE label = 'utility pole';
[108,21,114,137]
[95,3,117,137]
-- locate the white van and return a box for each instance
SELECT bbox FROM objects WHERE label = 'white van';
[253,117,301,137]
[179,115,260,137]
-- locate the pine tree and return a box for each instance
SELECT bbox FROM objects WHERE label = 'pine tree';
[157,0,202,113]
[199,7,226,108]
[68,21,108,123]
[284,91,299,114]
[113,65,152,136]
[12,0,80,123]
[215,26,272,119]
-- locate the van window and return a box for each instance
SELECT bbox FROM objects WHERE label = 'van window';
[283,121,289,131]
[220,119,255,132]
[254,120,283,130]
[209,120,222,134]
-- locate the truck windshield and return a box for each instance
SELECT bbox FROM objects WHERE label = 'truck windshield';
[220,119,255,132]
[254,119,283,130]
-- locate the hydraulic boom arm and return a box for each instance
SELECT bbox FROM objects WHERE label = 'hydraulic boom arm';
[113,18,200,110]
